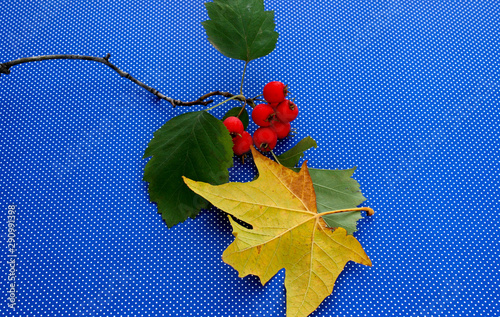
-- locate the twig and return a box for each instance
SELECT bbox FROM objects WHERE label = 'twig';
[0,54,256,108]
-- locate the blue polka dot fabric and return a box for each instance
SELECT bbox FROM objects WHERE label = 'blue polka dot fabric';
[1,0,499,316]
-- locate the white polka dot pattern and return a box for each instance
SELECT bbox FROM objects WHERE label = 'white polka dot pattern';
[1,0,499,316]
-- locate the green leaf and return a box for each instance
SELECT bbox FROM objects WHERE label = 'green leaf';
[308,168,367,234]
[143,111,234,227]
[277,136,318,169]
[223,107,249,130]
[201,0,279,62]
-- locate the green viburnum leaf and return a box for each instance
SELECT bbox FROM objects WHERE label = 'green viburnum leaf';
[277,136,318,169]
[201,0,279,62]
[143,111,234,227]
[223,107,249,130]
[308,167,367,234]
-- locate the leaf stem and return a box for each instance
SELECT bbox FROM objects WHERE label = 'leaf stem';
[318,207,374,217]
[270,150,281,165]
[205,94,245,112]
[240,61,248,95]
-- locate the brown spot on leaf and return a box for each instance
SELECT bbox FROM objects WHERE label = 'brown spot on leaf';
[256,245,262,254]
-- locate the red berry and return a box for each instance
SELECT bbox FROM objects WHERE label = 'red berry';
[223,116,244,136]
[251,104,275,127]
[271,120,291,139]
[276,100,298,122]
[253,127,277,152]
[263,81,288,104]
[232,131,252,156]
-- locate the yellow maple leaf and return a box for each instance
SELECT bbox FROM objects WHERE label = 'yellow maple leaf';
[183,147,374,317]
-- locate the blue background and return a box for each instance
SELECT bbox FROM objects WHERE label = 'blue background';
[1,0,499,316]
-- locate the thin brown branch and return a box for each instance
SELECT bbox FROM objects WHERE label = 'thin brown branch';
[0,54,256,108]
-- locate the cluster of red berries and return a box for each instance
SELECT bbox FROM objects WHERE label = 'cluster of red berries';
[223,81,299,156]
[222,116,253,156]
[253,81,298,152]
